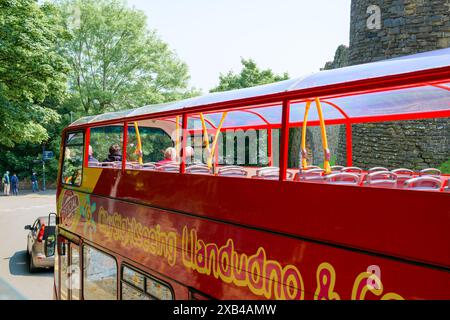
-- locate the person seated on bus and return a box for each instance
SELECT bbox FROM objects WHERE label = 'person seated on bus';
[88,145,99,163]
[156,147,177,167]
[183,146,194,164]
[182,146,209,167]
[105,144,122,162]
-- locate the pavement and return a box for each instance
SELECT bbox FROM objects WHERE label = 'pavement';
[0,190,56,300]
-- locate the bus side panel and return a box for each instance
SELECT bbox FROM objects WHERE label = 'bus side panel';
[58,188,450,300]
[89,169,450,269]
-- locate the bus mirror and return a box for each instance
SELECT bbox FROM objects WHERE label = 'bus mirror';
[57,238,66,256]
[45,234,56,257]
[48,212,57,226]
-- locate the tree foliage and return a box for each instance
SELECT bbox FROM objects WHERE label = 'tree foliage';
[0,0,69,148]
[210,58,289,93]
[0,0,199,185]
[210,59,290,166]
[54,0,196,115]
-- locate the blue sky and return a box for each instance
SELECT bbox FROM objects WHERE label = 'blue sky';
[127,0,352,92]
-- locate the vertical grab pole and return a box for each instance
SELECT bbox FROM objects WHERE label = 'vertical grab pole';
[346,121,353,166]
[122,122,128,172]
[208,112,227,169]
[180,114,188,174]
[280,99,290,181]
[199,113,210,153]
[267,129,273,166]
[301,100,312,169]
[133,121,143,165]
[84,127,91,168]
[175,115,180,161]
[315,97,331,174]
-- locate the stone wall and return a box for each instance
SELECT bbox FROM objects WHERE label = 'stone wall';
[349,0,450,64]
[337,118,450,169]
[342,0,450,170]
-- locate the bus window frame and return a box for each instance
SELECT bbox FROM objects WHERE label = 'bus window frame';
[124,120,178,171]
[70,80,450,183]
[189,288,214,300]
[85,124,126,171]
[56,229,81,300]
[69,242,81,300]
[61,130,85,188]
[82,243,119,300]
[120,263,174,300]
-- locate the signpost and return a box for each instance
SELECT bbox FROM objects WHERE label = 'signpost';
[40,146,54,191]
[43,151,54,161]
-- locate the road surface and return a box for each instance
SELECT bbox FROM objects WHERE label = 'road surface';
[0,190,56,300]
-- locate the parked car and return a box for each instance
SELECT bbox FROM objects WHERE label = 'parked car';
[24,215,56,272]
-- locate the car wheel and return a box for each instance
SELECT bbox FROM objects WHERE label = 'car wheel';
[29,252,37,273]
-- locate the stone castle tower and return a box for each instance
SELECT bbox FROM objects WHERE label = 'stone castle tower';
[349,0,450,63]
[335,0,450,170]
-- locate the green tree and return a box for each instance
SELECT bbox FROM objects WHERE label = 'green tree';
[210,59,290,166]
[210,58,289,93]
[0,0,69,148]
[53,0,197,116]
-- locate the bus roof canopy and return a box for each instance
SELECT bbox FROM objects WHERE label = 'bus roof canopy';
[70,48,450,128]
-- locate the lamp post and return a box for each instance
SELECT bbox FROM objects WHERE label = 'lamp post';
[42,145,46,191]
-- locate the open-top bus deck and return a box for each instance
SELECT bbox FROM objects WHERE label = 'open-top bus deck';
[54,48,450,300]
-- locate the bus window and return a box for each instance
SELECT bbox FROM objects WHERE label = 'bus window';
[146,275,173,300]
[83,245,117,300]
[121,265,173,300]
[70,243,81,300]
[61,131,84,186]
[121,266,149,300]
[58,237,69,300]
[88,125,124,169]
[187,104,281,179]
[125,119,176,171]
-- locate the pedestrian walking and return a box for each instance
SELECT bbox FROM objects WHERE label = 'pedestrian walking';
[31,172,39,193]
[10,173,19,196]
[3,171,10,196]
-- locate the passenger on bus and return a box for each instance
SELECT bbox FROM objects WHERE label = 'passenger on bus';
[183,146,194,164]
[183,146,206,166]
[156,147,177,166]
[88,145,99,163]
[105,144,122,162]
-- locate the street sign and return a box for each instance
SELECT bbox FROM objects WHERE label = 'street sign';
[43,151,54,160]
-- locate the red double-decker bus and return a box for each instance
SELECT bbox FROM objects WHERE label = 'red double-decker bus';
[53,48,450,300]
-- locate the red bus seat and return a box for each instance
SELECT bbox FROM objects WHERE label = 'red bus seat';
[88,161,101,168]
[341,167,363,175]
[157,163,180,173]
[404,176,442,191]
[217,166,248,177]
[296,168,325,182]
[368,167,389,173]
[254,167,293,180]
[141,162,157,171]
[324,172,360,185]
[363,171,397,188]
[185,164,211,175]
[419,168,441,178]
[391,168,415,188]
[331,165,344,173]
[100,161,121,168]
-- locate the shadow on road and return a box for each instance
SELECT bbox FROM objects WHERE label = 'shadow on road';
[8,251,53,277]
